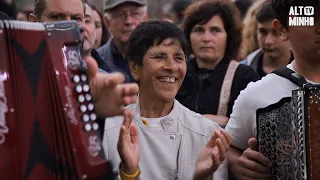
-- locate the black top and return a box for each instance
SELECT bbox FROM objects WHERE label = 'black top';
[256,51,294,78]
[176,57,260,117]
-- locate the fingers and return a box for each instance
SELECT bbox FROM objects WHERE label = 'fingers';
[216,130,230,151]
[243,148,271,171]
[130,124,139,145]
[206,131,217,148]
[237,163,270,179]
[216,138,226,162]
[248,137,257,151]
[122,110,134,128]
[85,56,98,80]
[120,83,139,96]
[211,149,221,171]
[103,72,126,87]
[246,138,271,168]
[221,129,232,145]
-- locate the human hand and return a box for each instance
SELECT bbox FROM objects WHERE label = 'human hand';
[194,129,231,180]
[232,138,271,180]
[117,110,140,175]
[85,56,139,117]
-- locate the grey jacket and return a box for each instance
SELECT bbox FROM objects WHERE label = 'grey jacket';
[103,99,228,180]
[96,38,132,83]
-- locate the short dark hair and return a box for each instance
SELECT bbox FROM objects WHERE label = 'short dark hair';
[272,0,318,29]
[126,21,188,66]
[181,0,242,60]
[172,0,194,23]
[256,0,275,23]
[34,0,86,18]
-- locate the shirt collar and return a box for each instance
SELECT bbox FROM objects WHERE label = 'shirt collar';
[132,94,180,130]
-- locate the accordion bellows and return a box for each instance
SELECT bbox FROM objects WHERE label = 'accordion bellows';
[0,20,110,179]
[257,84,320,180]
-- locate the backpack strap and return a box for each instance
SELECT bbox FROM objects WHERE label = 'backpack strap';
[273,67,308,87]
[217,60,239,116]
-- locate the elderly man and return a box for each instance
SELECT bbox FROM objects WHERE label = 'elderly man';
[97,0,148,83]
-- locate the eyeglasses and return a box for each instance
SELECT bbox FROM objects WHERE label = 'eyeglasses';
[110,10,144,21]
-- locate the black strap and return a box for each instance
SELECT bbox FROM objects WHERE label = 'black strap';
[273,67,308,87]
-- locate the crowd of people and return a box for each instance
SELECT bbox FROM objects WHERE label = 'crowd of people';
[1,0,320,179]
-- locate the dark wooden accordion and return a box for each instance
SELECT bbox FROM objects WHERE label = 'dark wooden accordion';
[257,84,320,180]
[0,20,113,179]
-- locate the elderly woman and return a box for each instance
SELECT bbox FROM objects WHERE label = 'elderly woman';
[103,21,230,179]
[176,0,260,128]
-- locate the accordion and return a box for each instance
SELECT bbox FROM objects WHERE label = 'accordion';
[0,20,113,179]
[257,84,320,180]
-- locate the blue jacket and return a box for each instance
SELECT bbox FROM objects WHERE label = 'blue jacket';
[96,38,133,83]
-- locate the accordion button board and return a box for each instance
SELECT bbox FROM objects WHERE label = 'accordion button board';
[257,84,320,180]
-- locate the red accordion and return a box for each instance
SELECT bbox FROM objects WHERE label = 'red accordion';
[0,20,112,179]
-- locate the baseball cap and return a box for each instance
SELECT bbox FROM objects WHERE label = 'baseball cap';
[104,0,147,11]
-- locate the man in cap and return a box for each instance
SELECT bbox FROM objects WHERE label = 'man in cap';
[97,0,148,83]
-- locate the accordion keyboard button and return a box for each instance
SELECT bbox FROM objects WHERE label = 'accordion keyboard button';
[83,85,90,92]
[88,103,94,111]
[85,94,92,101]
[76,85,83,93]
[266,143,271,149]
[90,113,97,121]
[82,114,90,122]
[84,124,92,131]
[271,168,277,175]
[265,128,270,134]
[260,126,266,131]
[92,123,99,130]
[259,140,266,146]
[72,75,80,83]
[260,133,265,139]
[272,162,277,168]
[265,121,270,127]
[78,95,85,103]
[80,105,87,112]
[81,74,87,82]
[266,135,271,141]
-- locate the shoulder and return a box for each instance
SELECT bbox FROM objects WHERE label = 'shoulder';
[176,100,221,137]
[96,39,113,57]
[235,63,260,82]
[242,49,262,65]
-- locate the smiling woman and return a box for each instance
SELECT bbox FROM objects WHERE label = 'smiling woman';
[103,21,228,179]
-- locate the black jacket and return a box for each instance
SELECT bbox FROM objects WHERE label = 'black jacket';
[176,57,260,117]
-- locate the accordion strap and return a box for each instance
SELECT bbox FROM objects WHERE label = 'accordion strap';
[273,67,308,87]
[217,60,239,116]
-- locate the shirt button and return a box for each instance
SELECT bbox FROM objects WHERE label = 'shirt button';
[170,134,176,140]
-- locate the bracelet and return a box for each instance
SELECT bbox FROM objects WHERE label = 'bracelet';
[120,168,140,178]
